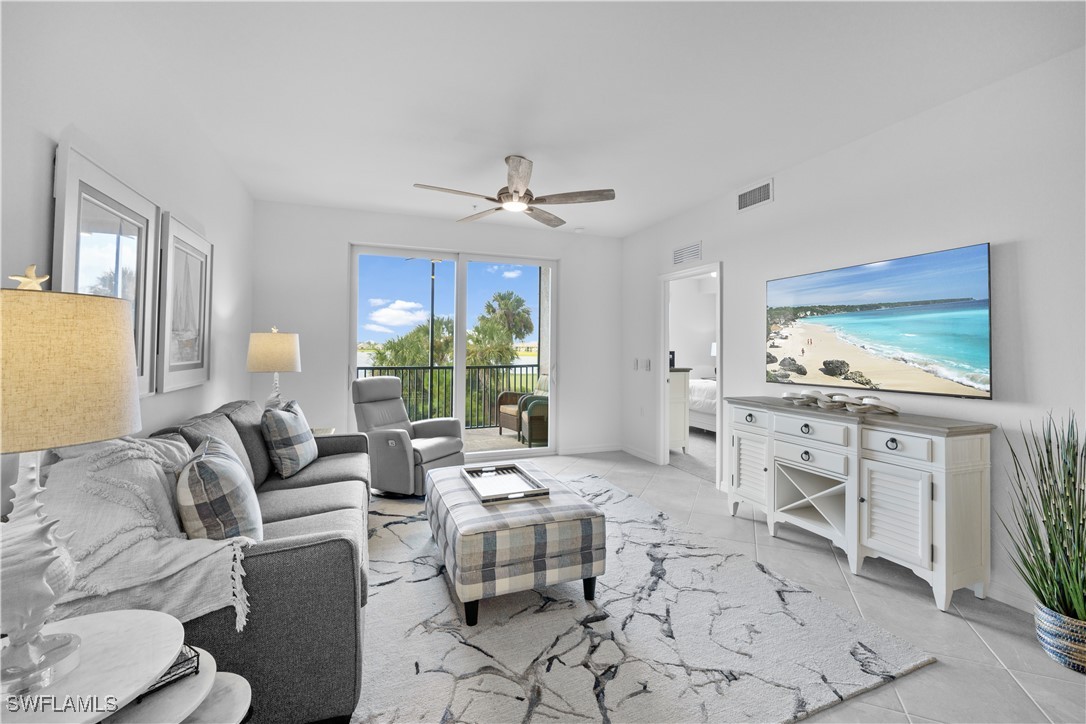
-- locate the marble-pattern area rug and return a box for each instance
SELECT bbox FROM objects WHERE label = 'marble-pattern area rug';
[354,474,934,724]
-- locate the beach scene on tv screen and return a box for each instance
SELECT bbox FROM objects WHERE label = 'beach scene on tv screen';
[766,244,991,398]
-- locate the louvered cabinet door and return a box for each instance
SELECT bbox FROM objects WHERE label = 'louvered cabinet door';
[732,430,769,507]
[859,459,932,570]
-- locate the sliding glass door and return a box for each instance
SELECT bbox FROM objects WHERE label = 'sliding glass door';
[462,260,552,453]
[353,248,555,457]
[356,253,456,420]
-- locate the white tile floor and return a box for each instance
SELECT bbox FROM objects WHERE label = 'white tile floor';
[537,450,1086,724]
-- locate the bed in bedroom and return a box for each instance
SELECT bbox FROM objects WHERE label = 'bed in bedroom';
[688,378,718,432]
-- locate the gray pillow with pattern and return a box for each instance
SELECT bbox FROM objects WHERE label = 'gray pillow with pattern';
[260,400,318,478]
[177,435,263,540]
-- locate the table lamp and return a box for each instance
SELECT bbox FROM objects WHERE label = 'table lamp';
[1,288,142,695]
[710,341,717,375]
[247,327,301,407]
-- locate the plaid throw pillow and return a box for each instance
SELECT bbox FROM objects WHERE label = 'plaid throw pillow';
[177,435,263,541]
[260,400,318,478]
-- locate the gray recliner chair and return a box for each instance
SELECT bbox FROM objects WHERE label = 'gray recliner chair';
[352,376,465,495]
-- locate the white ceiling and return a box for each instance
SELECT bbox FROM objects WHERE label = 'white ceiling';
[107,2,1085,237]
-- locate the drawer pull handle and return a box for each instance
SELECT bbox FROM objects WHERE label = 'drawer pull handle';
[800,450,812,462]
[745,413,754,423]
[800,423,811,434]
[885,437,899,451]
[859,496,866,503]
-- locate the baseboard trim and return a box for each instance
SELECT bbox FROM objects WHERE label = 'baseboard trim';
[984,582,1035,614]
[621,445,659,465]
[558,443,622,456]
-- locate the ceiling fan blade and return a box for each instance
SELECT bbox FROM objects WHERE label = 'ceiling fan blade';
[414,184,499,203]
[457,207,502,223]
[524,206,565,228]
[505,155,533,197]
[531,189,616,205]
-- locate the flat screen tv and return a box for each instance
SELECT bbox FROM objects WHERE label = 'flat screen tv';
[766,243,991,399]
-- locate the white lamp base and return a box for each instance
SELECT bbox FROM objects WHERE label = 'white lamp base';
[1,631,81,695]
[264,371,284,409]
[0,469,81,696]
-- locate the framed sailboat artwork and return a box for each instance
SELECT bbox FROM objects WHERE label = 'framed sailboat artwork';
[157,213,213,392]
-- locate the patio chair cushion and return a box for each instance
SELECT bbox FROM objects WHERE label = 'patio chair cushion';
[412,436,464,464]
[498,404,518,417]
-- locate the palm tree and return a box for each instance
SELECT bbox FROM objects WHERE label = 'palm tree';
[85,267,136,301]
[483,291,534,341]
[467,317,516,366]
[374,317,453,366]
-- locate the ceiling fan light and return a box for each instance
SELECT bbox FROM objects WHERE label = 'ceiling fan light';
[502,200,528,213]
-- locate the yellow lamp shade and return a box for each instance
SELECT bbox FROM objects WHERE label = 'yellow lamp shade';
[247,332,301,373]
[1,289,142,454]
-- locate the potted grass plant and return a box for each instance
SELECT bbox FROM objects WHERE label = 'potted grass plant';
[1002,413,1086,674]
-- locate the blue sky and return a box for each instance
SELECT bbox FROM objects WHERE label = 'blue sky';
[357,256,540,344]
[766,244,989,308]
[77,231,139,294]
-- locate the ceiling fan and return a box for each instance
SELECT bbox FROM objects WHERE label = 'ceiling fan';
[414,155,615,228]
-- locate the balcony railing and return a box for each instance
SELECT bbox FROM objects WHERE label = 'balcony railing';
[356,364,540,429]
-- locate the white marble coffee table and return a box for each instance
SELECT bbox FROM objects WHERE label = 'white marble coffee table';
[14,610,250,724]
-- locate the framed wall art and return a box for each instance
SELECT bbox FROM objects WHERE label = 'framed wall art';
[52,138,159,396]
[157,213,213,393]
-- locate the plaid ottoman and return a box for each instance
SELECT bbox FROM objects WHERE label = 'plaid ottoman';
[425,463,606,626]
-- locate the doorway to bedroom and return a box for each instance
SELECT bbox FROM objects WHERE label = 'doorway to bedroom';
[663,264,722,484]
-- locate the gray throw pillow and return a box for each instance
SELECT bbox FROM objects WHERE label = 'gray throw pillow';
[260,400,318,478]
[177,435,263,541]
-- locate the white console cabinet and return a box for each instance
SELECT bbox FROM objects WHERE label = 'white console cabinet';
[726,396,995,611]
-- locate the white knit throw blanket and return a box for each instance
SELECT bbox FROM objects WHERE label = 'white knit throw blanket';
[42,439,250,631]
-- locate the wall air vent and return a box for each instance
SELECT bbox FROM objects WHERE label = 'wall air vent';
[737,178,774,213]
[672,241,703,265]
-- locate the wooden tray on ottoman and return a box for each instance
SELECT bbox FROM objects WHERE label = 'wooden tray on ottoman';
[460,462,551,505]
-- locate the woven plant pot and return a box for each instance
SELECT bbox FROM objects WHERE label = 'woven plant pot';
[1034,603,1086,674]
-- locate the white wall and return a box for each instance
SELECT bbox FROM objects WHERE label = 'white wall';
[2,3,256,435]
[252,201,623,454]
[621,49,1086,610]
[669,275,716,378]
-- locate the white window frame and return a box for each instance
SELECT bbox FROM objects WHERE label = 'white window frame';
[349,245,558,460]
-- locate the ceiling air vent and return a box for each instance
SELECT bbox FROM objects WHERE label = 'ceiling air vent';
[737,178,774,213]
[673,241,703,265]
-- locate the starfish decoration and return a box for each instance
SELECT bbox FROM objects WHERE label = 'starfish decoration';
[8,265,49,290]
[271,326,279,333]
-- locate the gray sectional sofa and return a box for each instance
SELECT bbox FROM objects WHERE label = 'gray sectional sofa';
[152,400,369,724]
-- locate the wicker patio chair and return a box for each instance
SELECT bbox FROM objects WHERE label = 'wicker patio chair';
[496,374,549,440]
